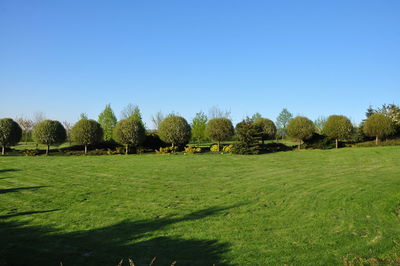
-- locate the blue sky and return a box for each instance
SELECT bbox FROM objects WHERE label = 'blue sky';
[1,0,399,128]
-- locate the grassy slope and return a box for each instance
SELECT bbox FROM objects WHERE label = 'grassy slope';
[0,147,399,265]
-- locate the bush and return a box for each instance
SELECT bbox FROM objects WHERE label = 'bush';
[232,119,260,155]
[143,133,167,151]
[354,138,400,147]
[210,144,219,152]
[184,146,202,154]
[156,146,177,154]
[23,149,40,156]
[222,144,234,153]
[303,133,336,149]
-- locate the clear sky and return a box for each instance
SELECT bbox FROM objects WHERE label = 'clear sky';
[1,0,399,128]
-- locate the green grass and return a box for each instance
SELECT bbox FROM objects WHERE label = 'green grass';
[0,147,399,265]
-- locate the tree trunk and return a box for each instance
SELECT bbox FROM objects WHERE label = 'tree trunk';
[335,139,339,149]
[1,146,4,155]
[375,136,379,145]
[125,144,129,155]
[262,138,264,145]
[46,144,49,155]
[84,145,88,155]
[298,140,301,150]
[218,141,220,151]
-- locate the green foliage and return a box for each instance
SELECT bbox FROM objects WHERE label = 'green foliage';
[323,115,353,148]
[191,111,208,144]
[158,116,191,147]
[354,138,400,147]
[287,116,315,149]
[155,146,177,154]
[121,104,142,122]
[71,119,103,153]
[276,108,293,138]
[0,118,22,155]
[232,119,260,155]
[314,116,327,134]
[206,118,234,150]
[254,118,276,143]
[32,120,67,154]
[250,112,262,122]
[113,118,146,154]
[22,149,40,156]
[98,104,117,141]
[363,113,394,143]
[303,133,336,149]
[80,113,88,120]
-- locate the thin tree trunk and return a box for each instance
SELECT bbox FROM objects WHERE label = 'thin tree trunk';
[375,136,379,145]
[335,139,339,149]
[84,145,87,155]
[218,141,220,151]
[46,144,49,155]
[125,144,128,155]
[2,146,4,155]
[298,140,301,150]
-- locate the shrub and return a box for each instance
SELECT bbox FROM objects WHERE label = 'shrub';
[303,133,336,149]
[0,118,22,155]
[158,116,191,148]
[206,118,234,151]
[156,146,177,154]
[71,119,103,154]
[32,120,67,155]
[222,144,234,153]
[184,146,202,154]
[210,144,219,152]
[113,118,146,154]
[287,116,315,149]
[363,113,395,145]
[143,133,167,151]
[23,149,40,156]
[232,119,260,155]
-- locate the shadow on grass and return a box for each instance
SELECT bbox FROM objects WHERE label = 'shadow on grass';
[0,169,21,173]
[0,186,48,194]
[0,205,240,266]
[0,209,60,219]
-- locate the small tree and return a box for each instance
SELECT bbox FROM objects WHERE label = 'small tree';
[363,113,394,145]
[206,118,234,151]
[33,120,67,155]
[323,115,353,149]
[158,116,191,148]
[71,119,103,154]
[287,116,315,149]
[98,104,117,141]
[254,118,276,144]
[121,104,142,121]
[233,119,260,155]
[62,121,73,146]
[191,111,208,146]
[151,111,165,130]
[114,118,146,154]
[276,108,293,139]
[0,118,22,155]
[314,116,327,134]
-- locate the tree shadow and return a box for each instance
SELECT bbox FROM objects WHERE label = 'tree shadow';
[0,209,60,219]
[0,205,242,266]
[0,186,48,194]
[0,169,21,173]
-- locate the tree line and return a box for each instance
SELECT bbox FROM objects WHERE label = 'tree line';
[1,104,399,155]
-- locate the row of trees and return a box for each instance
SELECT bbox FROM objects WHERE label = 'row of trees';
[1,104,399,155]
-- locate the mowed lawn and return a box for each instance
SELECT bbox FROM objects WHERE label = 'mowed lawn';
[0,147,399,265]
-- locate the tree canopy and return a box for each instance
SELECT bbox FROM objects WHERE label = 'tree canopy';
[0,118,22,155]
[71,119,103,154]
[206,118,234,151]
[323,115,353,148]
[98,104,117,141]
[33,120,67,155]
[191,111,208,145]
[254,118,276,144]
[363,113,394,144]
[287,116,315,149]
[114,117,146,154]
[158,115,191,148]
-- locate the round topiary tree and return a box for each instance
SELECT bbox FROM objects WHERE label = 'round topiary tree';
[323,115,353,149]
[254,118,277,145]
[363,113,394,145]
[158,115,191,148]
[0,118,22,155]
[33,120,67,155]
[113,118,146,155]
[71,119,103,154]
[206,118,234,151]
[287,116,315,150]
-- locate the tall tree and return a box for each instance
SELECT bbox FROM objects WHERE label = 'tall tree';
[0,118,22,155]
[233,118,260,154]
[71,119,103,154]
[191,111,208,146]
[206,118,234,151]
[121,104,142,121]
[287,116,315,149]
[208,106,231,119]
[62,121,73,146]
[158,116,191,148]
[363,113,394,145]
[33,120,67,155]
[276,108,293,139]
[151,111,165,130]
[114,117,146,155]
[323,115,353,149]
[98,104,117,141]
[16,117,33,144]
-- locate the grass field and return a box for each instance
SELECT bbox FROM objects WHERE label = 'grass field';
[0,147,399,265]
